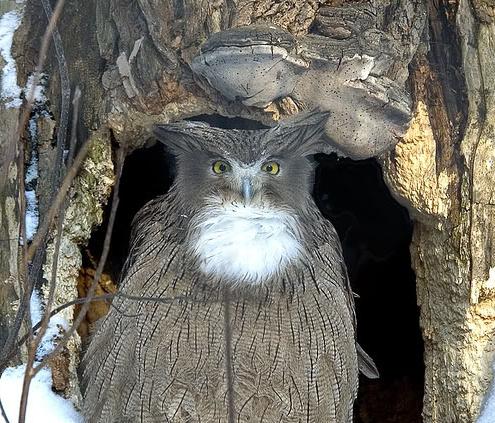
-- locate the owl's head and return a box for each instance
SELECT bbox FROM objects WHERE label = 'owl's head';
[154,111,331,282]
[153,110,330,214]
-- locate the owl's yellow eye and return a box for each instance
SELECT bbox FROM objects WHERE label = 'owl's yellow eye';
[261,161,280,175]
[212,160,231,174]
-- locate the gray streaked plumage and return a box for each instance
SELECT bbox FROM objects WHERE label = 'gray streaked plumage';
[81,111,377,422]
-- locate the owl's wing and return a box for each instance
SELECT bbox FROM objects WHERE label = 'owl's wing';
[81,195,184,422]
[318,219,380,380]
[337,252,379,379]
[118,195,168,280]
[357,343,380,379]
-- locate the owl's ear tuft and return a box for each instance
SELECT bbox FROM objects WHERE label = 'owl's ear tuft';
[153,121,211,154]
[268,109,331,156]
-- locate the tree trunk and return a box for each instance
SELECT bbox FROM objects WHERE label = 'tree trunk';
[1,0,493,421]
[382,0,495,420]
[0,103,21,361]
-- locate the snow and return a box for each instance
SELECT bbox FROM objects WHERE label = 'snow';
[486,267,495,290]
[23,74,47,242]
[0,9,22,108]
[29,291,70,359]
[0,7,82,423]
[0,366,83,423]
[24,73,48,104]
[24,140,39,242]
[24,190,38,242]
[24,148,38,184]
[29,290,42,329]
[478,360,495,423]
[1,292,82,422]
[34,314,69,360]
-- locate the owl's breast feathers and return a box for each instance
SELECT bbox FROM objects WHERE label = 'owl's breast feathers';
[186,202,305,285]
[82,197,359,422]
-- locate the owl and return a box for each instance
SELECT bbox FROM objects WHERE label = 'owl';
[81,111,377,422]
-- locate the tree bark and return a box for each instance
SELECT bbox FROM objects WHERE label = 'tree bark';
[1,0,493,421]
[0,106,21,362]
[382,0,495,421]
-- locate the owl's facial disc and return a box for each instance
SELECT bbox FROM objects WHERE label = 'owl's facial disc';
[184,157,307,284]
[210,158,281,206]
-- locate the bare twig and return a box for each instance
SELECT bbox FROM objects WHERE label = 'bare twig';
[2,292,197,366]
[0,0,66,193]
[18,342,36,423]
[0,0,67,375]
[19,89,82,422]
[18,0,71,407]
[41,0,71,196]
[0,138,91,373]
[0,290,206,370]
[32,147,126,377]
[0,396,10,423]
[27,3,75,355]
[26,139,92,263]
[16,128,28,310]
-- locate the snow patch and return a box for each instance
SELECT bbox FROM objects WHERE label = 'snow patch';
[23,73,48,242]
[0,8,80,423]
[35,314,69,359]
[29,290,43,328]
[3,292,78,421]
[0,365,82,423]
[24,73,48,104]
[0,9,22,108]
[30,291,70,359]
[486,267,495,290]
[24,189,38,242]
[477,360,495,423]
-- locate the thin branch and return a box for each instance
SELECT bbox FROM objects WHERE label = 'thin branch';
[41,0,71,196]
[0,396,10,423]
[0,0,67,374]
[67,88,81,166]
[32,147,126,377]
[26,138,92,263]
[0,0,66,193]
[18,342,36,423]
[18,0,71,410]
[24,88,81,408]
[16,128,28,309]
[0,291,204,371]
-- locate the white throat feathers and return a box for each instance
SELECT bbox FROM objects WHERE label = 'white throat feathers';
[188,202,303,284]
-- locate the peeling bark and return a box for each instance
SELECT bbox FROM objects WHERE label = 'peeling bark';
[382,0,495,421]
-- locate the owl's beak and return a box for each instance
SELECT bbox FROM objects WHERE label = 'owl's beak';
[242,178,253,202]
